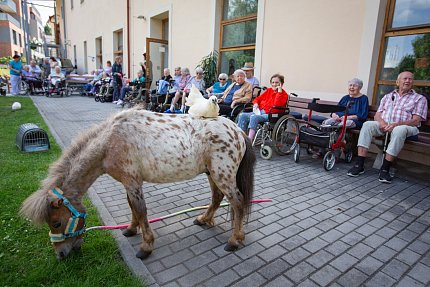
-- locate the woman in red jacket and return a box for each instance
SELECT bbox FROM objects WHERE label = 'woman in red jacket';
[237,73,289,141]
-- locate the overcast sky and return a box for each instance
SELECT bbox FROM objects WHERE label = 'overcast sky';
[28,0,55,25]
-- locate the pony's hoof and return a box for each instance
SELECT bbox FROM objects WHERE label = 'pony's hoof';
[193,219,206,226]
[122,229,137,237]
[136,249,152,259]
[224,243,239,252]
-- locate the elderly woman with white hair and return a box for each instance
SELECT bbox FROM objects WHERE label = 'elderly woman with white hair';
[322,78,369,128]
[206,73,230,97]
[217,69,253,117]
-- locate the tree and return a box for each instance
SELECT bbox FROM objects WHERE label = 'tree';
[44,25,52,36]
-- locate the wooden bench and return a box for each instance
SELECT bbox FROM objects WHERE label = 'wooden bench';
[287,96,430,166]
[65,74,94,96]
[365,105,430,167]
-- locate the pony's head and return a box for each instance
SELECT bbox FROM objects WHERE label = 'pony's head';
[20,188,86,260]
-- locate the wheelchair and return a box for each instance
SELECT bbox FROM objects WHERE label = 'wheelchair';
[94,77,114,103]
[251,93,302,160]
[148,79,175,112]
[120,80,148,108]
[45,78,66,97]
[293,98,354,171]
[20,76,45,95]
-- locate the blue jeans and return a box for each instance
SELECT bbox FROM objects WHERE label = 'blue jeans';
[119,86,131,100]
[113,79,122,101]
[237,110,269,131]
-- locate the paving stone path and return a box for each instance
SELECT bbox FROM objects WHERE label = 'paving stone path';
[32,95,430,287]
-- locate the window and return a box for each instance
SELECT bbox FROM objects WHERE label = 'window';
[113,29,123,57]
[19,34,22,47]
[375,0,430,105]
[12,29,17,45]
[95,37,103,69]
[219,0,258,76]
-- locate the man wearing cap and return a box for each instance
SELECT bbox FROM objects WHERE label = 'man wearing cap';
[8,54,23,96]
[242,62,260,87]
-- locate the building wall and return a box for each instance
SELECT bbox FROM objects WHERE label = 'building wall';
[64,0,126,74]
[257,0,384,102]
[0,19,23,57]
[63,0,387,103]
[0,0,24,57]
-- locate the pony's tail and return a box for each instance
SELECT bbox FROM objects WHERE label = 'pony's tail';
[236,135,256,220]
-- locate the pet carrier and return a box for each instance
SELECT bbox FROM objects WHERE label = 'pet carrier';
[16,123,50,152]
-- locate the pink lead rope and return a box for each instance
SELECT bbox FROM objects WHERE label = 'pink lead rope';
[86,199,272,231]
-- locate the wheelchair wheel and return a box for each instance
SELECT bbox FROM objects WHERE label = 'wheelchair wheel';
[344,150,353,163]
[260,145,273,160]
[19,81,29,95]
[252,125,263,147]
[294,143,300,163]
[100,96,105,103]
[272,115,299,155]
[323,151,336,171]
[95,96,100,102]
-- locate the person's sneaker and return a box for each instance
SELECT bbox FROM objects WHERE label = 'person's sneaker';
[175,109,183,114]
[165,108,173,113]
[113,100,118,104]
[347,165,364,177]
[116,99,124,105]
[379,170,393,184]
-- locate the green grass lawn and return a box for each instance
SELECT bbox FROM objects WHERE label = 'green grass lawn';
[0,97,144,286]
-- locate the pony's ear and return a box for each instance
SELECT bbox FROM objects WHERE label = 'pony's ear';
[50,198,64,208]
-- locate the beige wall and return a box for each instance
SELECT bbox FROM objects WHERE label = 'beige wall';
[131,0,217,78]
[258,0,373,102]
[63,0,386,102]
[64,0,126,74]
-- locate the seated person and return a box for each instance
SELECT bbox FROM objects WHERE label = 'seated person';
[242,62,260,87]
[170,67,182,93]
[152,68,173,95]
[218,69,253,117]
[166,67,191,113]
[237,73,288,141]
[21,65,35,79]
[347,71,428,183]
[168,67,205,113]
[48,66,65,89]
[115,70,145,105]
[84,70,103,94]
[28,60,42,79]
[104,60,112,76]
[206,73,230,98]
[322,78,369,128]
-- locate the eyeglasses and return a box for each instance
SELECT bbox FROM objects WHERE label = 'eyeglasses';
[197,72,203,75]
[219,78,227,81]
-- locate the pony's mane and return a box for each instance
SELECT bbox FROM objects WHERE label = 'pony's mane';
[41,121,109,189]
[19,189,49,224]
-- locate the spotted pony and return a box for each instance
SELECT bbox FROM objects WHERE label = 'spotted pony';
[20,109,256,260]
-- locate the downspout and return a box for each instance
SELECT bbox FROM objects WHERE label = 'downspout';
[61,0,67,58]
[127,0,130,77]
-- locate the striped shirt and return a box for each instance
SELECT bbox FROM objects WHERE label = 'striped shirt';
[378,89,428,127]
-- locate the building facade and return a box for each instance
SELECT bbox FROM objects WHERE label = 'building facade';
[60,0,430,104]
[0,0,24,57]
[28,5,44,59]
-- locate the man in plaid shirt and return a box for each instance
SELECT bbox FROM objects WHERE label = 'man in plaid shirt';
[348,71,428,183]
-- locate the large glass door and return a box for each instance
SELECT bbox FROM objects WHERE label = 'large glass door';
[146,38,168,90]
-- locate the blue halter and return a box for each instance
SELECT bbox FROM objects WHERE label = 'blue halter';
[49,188,87,243]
